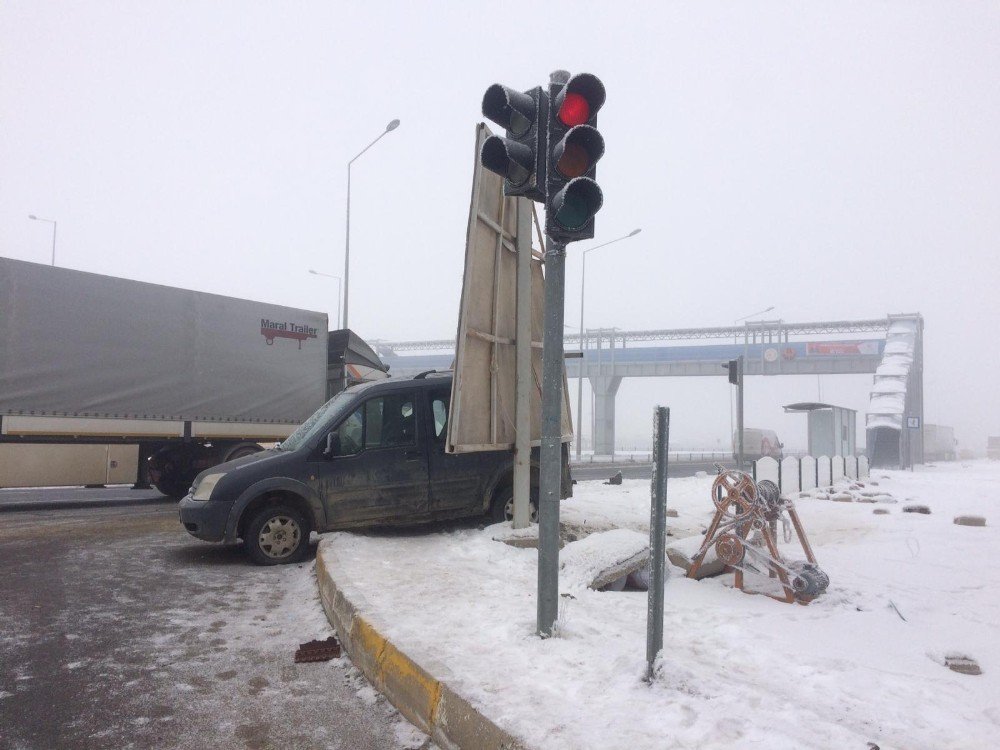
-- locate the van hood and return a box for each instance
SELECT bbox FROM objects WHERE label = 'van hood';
[193,448,284,485]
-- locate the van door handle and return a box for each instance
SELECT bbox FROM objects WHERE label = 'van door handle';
[404,450,422,462]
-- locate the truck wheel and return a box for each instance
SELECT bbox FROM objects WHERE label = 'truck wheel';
[148,446,197,499]
[223,443,262,463]
[244,504,311,566]
[153,476,191,499]
[489,486,538,524]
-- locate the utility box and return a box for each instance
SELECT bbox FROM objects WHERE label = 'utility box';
[783,402,857,457]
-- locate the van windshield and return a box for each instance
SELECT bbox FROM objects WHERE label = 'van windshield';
[278,391,356,453]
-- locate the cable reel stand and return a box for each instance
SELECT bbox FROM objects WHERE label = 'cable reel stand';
[687,469,829,604]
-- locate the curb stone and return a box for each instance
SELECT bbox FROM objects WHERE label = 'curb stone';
[316,539,528,750]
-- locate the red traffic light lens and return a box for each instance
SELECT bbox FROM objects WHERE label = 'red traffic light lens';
[559,93,590,127]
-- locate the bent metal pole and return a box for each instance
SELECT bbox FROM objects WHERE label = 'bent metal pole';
[537,239,567,637]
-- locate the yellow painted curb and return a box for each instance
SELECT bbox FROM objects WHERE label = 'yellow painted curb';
[316,540,527,750]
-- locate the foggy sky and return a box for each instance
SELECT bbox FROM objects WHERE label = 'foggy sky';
[2,2,998,451]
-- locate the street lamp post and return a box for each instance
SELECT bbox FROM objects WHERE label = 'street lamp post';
[575,228,641,459]
[729,307,772,471]
[735,305,774,323]
[28,214,57,266]
[308,269,343,330]
[343,118,400,330]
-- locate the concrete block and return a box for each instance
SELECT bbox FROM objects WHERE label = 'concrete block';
[666,535,726,579]
[954,515,986,527]
[945,655,982,675]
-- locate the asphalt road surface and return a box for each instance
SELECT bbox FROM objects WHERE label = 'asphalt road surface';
[0,489,427,750]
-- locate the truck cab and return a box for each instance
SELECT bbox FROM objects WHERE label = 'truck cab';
[178,372,571,564]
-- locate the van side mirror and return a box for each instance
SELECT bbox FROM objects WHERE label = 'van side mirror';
[324,432,340,457]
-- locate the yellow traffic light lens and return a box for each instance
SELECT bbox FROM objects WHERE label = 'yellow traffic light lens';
[556,142,590,178]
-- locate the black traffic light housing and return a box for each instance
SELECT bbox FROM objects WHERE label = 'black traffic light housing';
[724,359,742,385]
[545,71,606,244]
[481,84,548,202]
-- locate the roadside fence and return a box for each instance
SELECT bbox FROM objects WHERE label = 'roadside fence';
[751,454,870,494]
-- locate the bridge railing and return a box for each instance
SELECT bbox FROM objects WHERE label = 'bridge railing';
[570,450,731,465]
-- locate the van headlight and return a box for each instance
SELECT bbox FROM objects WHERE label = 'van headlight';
[192,473,226,501]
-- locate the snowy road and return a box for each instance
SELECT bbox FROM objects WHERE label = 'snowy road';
[0,497,427,750]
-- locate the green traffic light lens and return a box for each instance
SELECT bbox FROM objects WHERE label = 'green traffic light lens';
[555,193,592,229]
[553,178,603,230]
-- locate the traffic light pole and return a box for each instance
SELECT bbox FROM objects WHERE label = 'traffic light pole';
[736,355,745,470]
[513,197,533,529]
[537,238,566,637]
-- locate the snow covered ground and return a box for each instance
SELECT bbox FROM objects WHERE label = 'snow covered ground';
[325,462,1000,749]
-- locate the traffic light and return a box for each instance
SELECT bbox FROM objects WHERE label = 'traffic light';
[724,359,742,385]
[545,72,606,244]
[480,84,548,201]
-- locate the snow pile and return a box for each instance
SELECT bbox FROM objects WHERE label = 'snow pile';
[323,463,1000,750]
[798,477,897,504]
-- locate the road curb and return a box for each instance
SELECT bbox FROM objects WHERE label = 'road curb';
[0,495,174,514]
[316,539,527,750]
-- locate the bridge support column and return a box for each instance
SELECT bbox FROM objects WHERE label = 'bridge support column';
[590,376,622,456]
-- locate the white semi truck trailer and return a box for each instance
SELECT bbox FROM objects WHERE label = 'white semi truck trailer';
[0,257,386,496]
[922,424,957,461]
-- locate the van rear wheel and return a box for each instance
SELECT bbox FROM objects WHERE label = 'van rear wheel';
[489,486,538,524]
[244,504,310,565]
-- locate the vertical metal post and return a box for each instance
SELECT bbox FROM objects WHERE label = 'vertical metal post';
[646,406,669,681]
[343,164,352,330]
[513,198,533,529]
[50,221,58,267]
[575,253,587,459]
[736,355,745,470]
[537,239,566,637]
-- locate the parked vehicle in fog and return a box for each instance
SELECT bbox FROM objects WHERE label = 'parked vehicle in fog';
[735,428,784,462]
[179,372,572,564]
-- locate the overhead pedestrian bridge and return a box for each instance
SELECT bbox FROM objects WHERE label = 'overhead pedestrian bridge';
[373,315,924,462]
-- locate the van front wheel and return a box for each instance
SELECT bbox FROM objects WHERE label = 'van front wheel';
[244,504,311,565]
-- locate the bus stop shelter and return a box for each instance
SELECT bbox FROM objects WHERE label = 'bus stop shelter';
[783,402,857,457]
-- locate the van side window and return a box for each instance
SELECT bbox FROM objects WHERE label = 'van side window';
[330,407,363,456]
[364,393,416,449]
[430,392,448,440]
